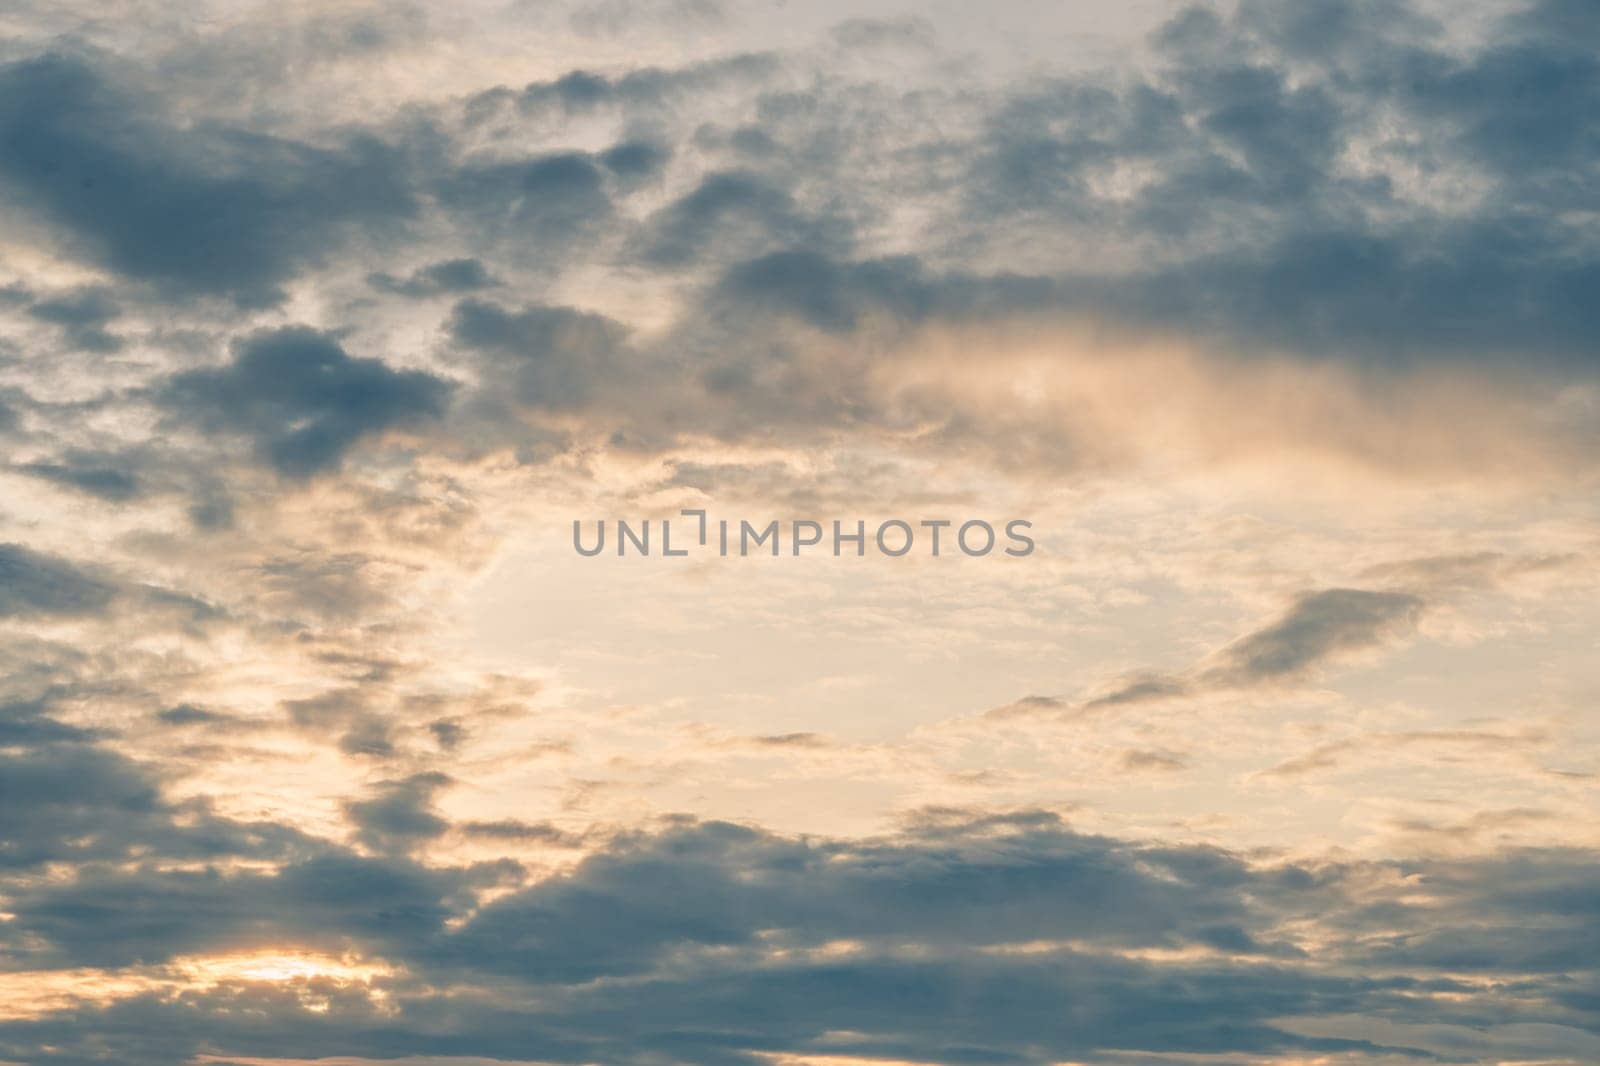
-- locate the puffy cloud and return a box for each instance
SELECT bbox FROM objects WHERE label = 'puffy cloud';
[0,811,1597,1063]
[24,286,122,352]
[159,327,452,478]
[344,773,453,853]
[0,53,415,306]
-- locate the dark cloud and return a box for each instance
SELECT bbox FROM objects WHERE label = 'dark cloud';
[0,847,465,971]
[428,717,467,750]
[0,542,115,619]
[154,703,236,727]
[283,688,398,759]
[580,0,1600,372]
[460,818,584,846]
[489,52,778,119]
[0,544,220,645]
[12,450,145,501]
[159,327,452,478]
[369,257,499,297]
[344,772,452,853]
[1008,585,1431,717]
[748,730,828,748]
[1204,587,1426,685]
[253,551,396,623]
[3,811,1597,1063]
[25,285,123,352]
[640,170,849,268]
[448,299,630,411]
[521,68,615,112]
[598,137,671,181]
[0,696,100,745]
[711,250,1052,332]
[1076,672,1192,711]
[437,152,613,253]
[955,0,1600,366]
[0,743,160,870]
[439,814,1293,985]
[0,53,415,306]
[0,736,308,874]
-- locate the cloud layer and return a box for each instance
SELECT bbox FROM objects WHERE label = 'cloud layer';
[2,0,1599,1064]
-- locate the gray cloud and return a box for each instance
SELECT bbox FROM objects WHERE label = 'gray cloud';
[153,703,238,727]
[2,4,1598,1065]
[369,258,500,298]
[1032,586,1431,716]
[0,53,415,306]
[960,0,1600,366]
[1260,726,1546,779]
[344,773,453,853]
[25,286,123,352]
[12,450,145,502]
[1203,588,1425,686]
[0,543,115,619]
[598,137,672,182]
[478,52,779,119]
[1,809,1596,1063]
[0,735,310,874]
[447,299,630,412]
[159,327,453,478]
[436,152,614,256]
[597,0,1600,375]
[639,170,851,268]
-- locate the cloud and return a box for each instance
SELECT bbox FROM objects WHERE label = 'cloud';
[24,286,122,352]
[447,300,630,412]
[2,3,1599,1065]
[1120,749,1189,773]
[1000,585,1432,718]
[3,811,1598,1063]
[12,450,145,501]
[639,171,850,268]
[0,735,308,875]
[344,773,453,853]
[159,327,453,478]
[1201,588,1425,687]
[0,543,115,619]
[711,251,931,332]
[956,0,1600,367]
[598,138,671,182]
[1259,726,1546,780]
[487,52,779,118]
[1141,550,1579,709]
[369,259,499,298]
[437,152,614,255]
[154,704,239,727]
[0,53,415,306]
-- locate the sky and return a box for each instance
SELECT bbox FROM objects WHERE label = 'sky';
[0,0,1598,1063]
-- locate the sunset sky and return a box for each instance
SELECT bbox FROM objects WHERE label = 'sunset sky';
[2,0,1599,1063]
